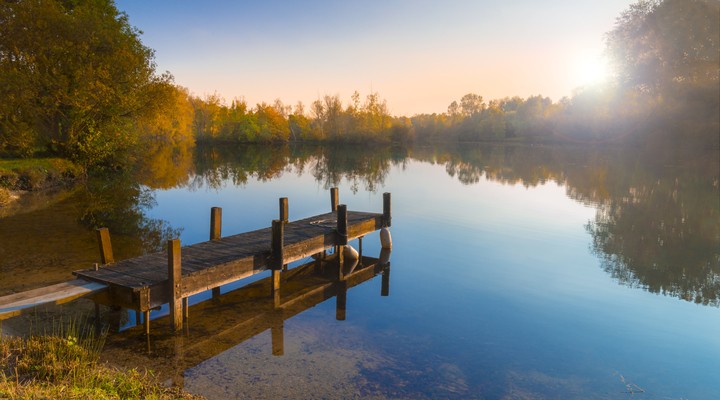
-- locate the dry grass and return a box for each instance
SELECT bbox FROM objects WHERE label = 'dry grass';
[0,320,203,400]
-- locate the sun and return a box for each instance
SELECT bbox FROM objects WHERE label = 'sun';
[573,53,610,87]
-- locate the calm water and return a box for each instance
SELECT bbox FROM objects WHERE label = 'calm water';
[1,143,718,399]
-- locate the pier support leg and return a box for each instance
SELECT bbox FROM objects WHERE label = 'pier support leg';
[144,311,150,336]
[167,239,183,332]
[271,220,284,306]
[209,207,222,301]
[336,205,348,280]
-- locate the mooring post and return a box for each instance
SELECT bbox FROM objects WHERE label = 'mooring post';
[271,219,283,305]
[330,187,339,212]
[167,239,183,332]
[96,228,114,264]
[210,207,222,300]
[383,192,392,227]
[336,282,347,321]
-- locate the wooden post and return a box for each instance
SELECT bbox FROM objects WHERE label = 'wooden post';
[279,198,289,270]
[383,192,392,227]
[144,311,150,335]
[279,197,288,222]
[358,236,363,265]
[210,207,222,300]
[381,265,390,297]
[336,282,347,321]
[330,187,339,212]
[167,239,182,332]
[271,220,283,304]
[337,204,348,246]
[210,207,222,240]
[96,228,114,264]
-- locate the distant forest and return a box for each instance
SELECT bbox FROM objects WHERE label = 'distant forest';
[1,0,718,169]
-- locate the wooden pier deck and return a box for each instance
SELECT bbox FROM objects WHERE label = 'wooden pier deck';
[0,189,392,331]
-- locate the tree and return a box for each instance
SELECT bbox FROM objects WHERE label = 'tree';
[0,0,164,167]
[606,0,720,93]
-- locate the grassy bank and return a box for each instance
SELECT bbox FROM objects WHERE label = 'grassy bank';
[0,328,202,399]
[0,158,83,207]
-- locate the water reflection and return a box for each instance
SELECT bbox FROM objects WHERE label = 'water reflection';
[1,141,717,309]
[100,253,391,386]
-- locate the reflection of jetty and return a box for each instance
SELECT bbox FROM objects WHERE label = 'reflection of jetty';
[0,189,392,334]
[102,252,391,386]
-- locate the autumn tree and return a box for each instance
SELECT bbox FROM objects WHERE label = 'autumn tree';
[0,0,165,167]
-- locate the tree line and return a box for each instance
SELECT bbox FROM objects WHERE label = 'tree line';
[1,0,717,170]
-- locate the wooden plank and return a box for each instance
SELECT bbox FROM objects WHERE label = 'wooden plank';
[0,279,108,321]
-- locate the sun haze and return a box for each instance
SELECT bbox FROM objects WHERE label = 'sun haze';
[115,0,632,116]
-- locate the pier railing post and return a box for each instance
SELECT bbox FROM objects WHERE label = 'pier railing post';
[330,187,339,212]
[210,207,222,240]
[279,197,288,223]
[383,192,392,227]
[210,207,222,300]
[167,239,183,332]
[96,228,114,264]
[271,220,284,305]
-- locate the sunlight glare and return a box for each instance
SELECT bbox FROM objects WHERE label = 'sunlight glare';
[574,54,609,87]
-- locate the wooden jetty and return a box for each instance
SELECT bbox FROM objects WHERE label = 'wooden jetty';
[0,189,392,334]
[101,251,391,386]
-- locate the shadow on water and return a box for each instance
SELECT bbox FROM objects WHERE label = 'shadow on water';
[100,251,391,386]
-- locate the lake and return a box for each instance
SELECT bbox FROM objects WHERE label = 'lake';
[1,142,718,399]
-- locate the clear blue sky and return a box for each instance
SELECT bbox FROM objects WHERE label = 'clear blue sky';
[115,0,633,116]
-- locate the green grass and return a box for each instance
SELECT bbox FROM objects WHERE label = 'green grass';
[0,319,203,399]
[0,158,83,190]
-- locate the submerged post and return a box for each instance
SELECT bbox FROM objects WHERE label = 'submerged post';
[210,207,222,300]
[383,192,392,227]
[167,239,183,332]
[330,187,339,212]
[96,228,114,265]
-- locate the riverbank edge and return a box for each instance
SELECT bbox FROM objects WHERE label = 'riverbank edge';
[0,158,84,208]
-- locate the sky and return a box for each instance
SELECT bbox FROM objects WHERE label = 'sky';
[115,0,634,116]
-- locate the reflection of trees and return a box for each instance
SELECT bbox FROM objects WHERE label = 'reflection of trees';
[412,143,720,306]
[78,173,181,258]
[192,143,399,193]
